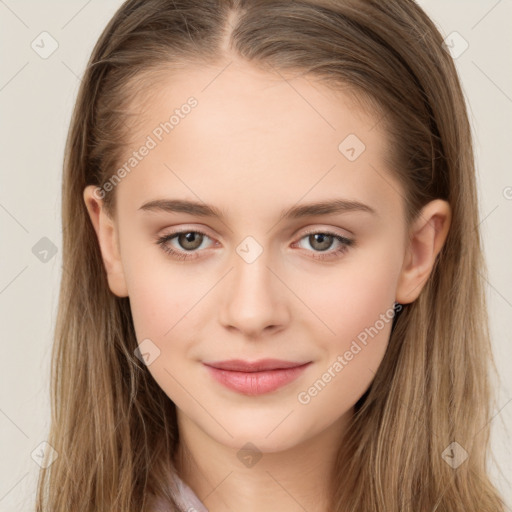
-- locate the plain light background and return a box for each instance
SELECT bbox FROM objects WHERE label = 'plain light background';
[0,1,511,510]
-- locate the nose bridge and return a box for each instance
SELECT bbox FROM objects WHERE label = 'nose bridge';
[218,235,288,335]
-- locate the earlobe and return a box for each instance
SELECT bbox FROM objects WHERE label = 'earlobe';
[395,199,451,304]
[83,185,129,298]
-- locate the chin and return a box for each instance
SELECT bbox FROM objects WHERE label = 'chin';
[200,411,312,453]
[222,430,304,454]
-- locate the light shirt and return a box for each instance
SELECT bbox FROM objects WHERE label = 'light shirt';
[174,473,209,512]
[151,472,208,512]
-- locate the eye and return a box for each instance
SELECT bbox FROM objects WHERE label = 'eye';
[156,228,354,261]
[292,230,354,261]
[156,229,215,261]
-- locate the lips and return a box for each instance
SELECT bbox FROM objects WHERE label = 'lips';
[203,359,312,395]
[204,359,309,372]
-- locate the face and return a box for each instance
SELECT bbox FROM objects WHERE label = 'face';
[87,60,418,453]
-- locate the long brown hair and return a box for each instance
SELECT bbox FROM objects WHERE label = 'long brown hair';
[36,0,505,510]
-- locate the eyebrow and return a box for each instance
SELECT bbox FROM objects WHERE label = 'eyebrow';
[138,197,376,221]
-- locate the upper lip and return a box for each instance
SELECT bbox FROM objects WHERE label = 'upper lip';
[203,359,310,372]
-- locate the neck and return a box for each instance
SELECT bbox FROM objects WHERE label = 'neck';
[174,409,352,512]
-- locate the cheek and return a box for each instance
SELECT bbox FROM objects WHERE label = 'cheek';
[127,273,205,345]
[125,264,207,408]
[121,234,207,339]
[304,248,400,348]
[293,249,400,411]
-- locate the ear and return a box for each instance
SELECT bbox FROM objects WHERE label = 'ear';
[395,199,451,304]
[83,185,128,297]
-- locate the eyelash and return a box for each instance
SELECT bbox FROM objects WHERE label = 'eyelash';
[155,228,354,262]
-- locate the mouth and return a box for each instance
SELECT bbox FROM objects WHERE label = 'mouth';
[203,359,312,395]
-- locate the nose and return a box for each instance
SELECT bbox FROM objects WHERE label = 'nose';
[218,246,290,339]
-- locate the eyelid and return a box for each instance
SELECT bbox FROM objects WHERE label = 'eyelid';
[296,225,353,240]
[291,228,354,257]
[157,225,218,242]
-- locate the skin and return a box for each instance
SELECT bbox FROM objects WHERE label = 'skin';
[84,59,451,512]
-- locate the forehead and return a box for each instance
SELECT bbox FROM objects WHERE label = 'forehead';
[114,61,401,222]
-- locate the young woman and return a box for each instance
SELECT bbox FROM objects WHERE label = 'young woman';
[36,0,506,510]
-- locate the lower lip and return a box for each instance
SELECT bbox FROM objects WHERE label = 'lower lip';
[204,363,311,396]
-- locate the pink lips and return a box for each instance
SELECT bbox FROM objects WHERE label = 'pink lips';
[203,359,311,395]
